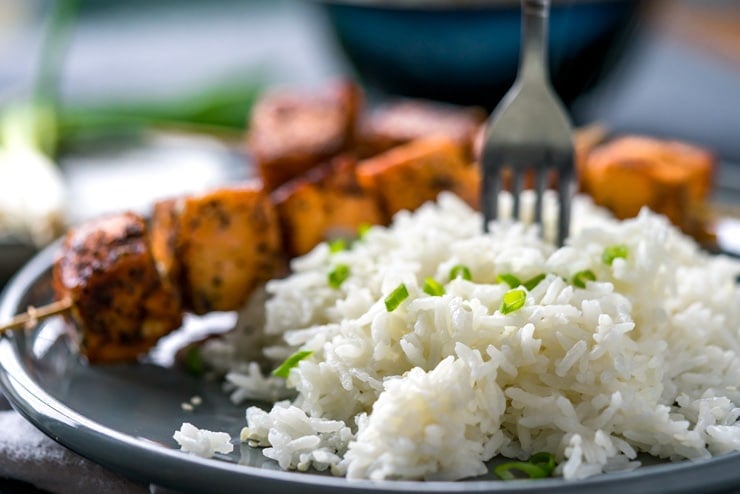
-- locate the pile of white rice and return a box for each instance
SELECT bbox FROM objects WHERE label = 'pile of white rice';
[181,192,740,481]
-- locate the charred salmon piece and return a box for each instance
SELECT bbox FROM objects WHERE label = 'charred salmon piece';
[581,135,715,231]
[152,184,285,315]
[359,99,486,160]
[149,198,180,288]
[52,212,183,363]
[272,155,386,257]
[247,80,363,191]
[357,136,479,216]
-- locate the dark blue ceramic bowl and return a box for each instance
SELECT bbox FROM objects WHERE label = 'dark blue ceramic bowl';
[318,0,645,109]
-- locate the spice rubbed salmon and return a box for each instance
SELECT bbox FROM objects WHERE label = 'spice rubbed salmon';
[150,185,284,315]
[580,136,715,234]
[52,212,182,363]
[357,136,480,216]
[247,81,362,191]
[272,155,385,257]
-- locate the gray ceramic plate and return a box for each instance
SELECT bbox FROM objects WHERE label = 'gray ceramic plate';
[2,244,740,494]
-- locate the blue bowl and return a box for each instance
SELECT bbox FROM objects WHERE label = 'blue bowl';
[319,0,644,109]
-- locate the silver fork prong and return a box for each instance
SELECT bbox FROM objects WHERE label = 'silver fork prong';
[482,166,503,232]
[511,166,525,221]
[556,155,574,246]
[533,165,547,226]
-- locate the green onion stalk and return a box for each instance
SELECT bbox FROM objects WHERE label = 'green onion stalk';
[0,0,78,246]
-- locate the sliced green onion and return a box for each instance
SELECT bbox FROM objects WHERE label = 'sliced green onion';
[572,269,596,289]
[523,273,546,291]
[183,346,205,377]
[529,452,556,475]
[496,273,521,288]
[328,238,347,254]
[493,451,556,480]
[272,350,313,378]
[423,277,445,296]
[602,244,629,265]
[328,264,350,289]
[385,283,409,312]
[501,289,526,314]
[448,264,472,281]
[494,461,549,480]
[357,222,371,239]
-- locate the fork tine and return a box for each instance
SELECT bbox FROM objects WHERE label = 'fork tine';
[482,164,503,233]
[533,165,547,226]
[556,153,574,246]
[511,166,525,222]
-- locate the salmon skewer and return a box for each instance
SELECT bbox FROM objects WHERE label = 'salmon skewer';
[0,184,285,363]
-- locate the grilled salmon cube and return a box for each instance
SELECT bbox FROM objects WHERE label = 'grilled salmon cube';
[359,99,486,160]
[52,212,183,363]
[273,155,386,256]
[357,136,479,216]
[149,198,180,289]
[581,136,715,231]
[151,185,284,315]
[247,80,363,191]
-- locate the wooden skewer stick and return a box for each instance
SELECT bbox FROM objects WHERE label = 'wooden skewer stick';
[0,298,73,333]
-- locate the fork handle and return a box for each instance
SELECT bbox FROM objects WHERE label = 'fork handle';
[518,0,551,82]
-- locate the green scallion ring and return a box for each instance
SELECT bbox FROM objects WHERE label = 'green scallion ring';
[328,264,350,289]
[357,222,371,239]
[501,288,526,314]
[529,452,556,475]
[423,277,445,296]
[449,264,472,281]
[496,273,521,288]
[522,273,546,291]
[572,269,596,289]
[329,238,347,254]
[183,346,205,377]
[271,350,313,378]
[385,283,409,312]
[494,461,549,480]
[602,244,628,265]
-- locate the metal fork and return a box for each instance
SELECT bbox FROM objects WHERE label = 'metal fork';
[480,0,574,246]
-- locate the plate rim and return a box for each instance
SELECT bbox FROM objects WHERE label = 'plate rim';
[2,244,740,493]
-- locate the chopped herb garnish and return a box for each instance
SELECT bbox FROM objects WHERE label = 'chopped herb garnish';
[501,289,526,314]
[529,452,556,475]
[272,350,313,378]
[494,461,549,480]
[183,346,205,377]
[572,269,596,288]
[385,283,409,312]
[523,273,546,291]
[423,277,445,296]
[329,238,347,253]
[449,264,472,281]
[494,452,556,480]
[328,264,350,288]
[602,244,628,265]
[357,222,371,239]
[496,273,521,288]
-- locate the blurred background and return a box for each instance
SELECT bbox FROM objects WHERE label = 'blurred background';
[0,0,739,285]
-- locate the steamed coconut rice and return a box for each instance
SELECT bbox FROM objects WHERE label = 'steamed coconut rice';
[180,192,740,481]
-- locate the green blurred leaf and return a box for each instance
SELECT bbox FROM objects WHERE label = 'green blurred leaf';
[57,78,263,145]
